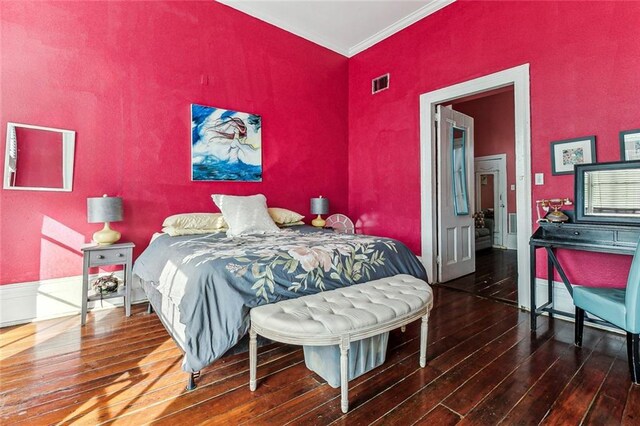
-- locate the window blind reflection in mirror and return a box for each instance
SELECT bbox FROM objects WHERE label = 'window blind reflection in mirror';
[584,169,640,217]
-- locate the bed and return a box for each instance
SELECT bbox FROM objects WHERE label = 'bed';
[132,225,427,385]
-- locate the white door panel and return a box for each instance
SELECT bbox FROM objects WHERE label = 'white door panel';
[444,227,457,265]
[437,105,475,282]
[461,224,472,260]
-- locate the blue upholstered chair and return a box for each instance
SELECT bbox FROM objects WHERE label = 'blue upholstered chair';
[573,240,640,385]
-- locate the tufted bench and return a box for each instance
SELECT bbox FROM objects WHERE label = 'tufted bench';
[249,274,434,413]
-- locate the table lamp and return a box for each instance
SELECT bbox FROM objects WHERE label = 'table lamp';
[310,196,329,228]
[88,194,123,245]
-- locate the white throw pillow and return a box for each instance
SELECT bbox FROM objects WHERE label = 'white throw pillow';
[162,213,227,230]
[212,194,280,237]
[268,207,305,225]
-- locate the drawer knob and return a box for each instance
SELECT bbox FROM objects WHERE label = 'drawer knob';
[574,231,580,236]
[118,253,124,257]
[97,255,105,259]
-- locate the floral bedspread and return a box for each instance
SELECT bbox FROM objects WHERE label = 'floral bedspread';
[133,226,427,372]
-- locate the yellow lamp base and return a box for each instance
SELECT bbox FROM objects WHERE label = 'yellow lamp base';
[93,222,121,245]
[311,215,326,228]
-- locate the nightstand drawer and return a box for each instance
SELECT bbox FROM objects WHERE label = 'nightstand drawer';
[89,248,129,266]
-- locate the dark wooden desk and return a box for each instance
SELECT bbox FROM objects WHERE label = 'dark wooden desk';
[529,221,640,330]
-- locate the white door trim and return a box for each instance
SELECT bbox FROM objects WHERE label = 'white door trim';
[475,154,508,248]
[419,64,532,310]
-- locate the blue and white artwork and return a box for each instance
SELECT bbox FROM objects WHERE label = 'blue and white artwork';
[191,104,262,181]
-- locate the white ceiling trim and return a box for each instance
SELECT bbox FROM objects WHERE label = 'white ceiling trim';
[217,1,456,58]
[348,0,455,57]
[218,0,350,56]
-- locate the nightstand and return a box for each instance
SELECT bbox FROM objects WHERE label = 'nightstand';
[81,242,135,326]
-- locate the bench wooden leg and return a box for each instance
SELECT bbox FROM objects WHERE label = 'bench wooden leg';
[420,314,429,368]
[249,327,257,391]
[340,337,349,413]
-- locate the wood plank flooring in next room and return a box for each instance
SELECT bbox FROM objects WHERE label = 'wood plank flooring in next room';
[436,248,519,304]
[1,284,638,424]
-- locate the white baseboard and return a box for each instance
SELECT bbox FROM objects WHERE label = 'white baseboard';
[533,277,574,315]
[534,278,620,334]
[0,273,147,328]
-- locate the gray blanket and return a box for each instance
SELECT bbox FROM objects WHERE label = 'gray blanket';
[132,226,427,372]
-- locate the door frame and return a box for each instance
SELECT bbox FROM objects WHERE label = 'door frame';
[475,154,508,248]
[419,64,532,309]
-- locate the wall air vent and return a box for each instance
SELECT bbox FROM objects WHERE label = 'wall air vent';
[372,73,390,94]
[508,213,517,234]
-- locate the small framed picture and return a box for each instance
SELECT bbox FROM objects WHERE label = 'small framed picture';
[620,129,640,161]
[550,136,596,175]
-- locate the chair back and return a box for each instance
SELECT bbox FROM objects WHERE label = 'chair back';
[627,239,640,333]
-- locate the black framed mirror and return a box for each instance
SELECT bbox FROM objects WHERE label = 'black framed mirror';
[574,160,640,225]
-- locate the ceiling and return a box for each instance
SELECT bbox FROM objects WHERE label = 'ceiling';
[217,0,455,57]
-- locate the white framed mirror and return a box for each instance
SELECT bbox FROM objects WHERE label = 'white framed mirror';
[3,122,76,192]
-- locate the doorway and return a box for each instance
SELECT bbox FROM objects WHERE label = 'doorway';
[436,92,518,304]
[475,155,508,248]
[419,64,532,310]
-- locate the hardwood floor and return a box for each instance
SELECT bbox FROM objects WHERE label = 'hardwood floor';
[1,285,638,424]
[436,248,519,304]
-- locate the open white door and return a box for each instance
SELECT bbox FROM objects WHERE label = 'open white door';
[437,105,475,282]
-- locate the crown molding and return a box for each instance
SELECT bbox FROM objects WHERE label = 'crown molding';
[348,0,456,57]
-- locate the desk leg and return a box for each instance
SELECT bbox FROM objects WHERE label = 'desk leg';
[81,255,90,326]
[547,251,554,318]
[530,244,537,331]
[545,248,574,298]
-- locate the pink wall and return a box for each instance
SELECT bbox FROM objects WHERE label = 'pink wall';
[480,174,494,211]
[0,1,348,285]
[348,1,640,286]
[3,1,639,289]
[13,127,63,188]
[454,89,517,214]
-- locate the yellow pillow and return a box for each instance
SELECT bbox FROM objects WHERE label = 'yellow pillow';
[162,213,227,230]
[268,207,305,225]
